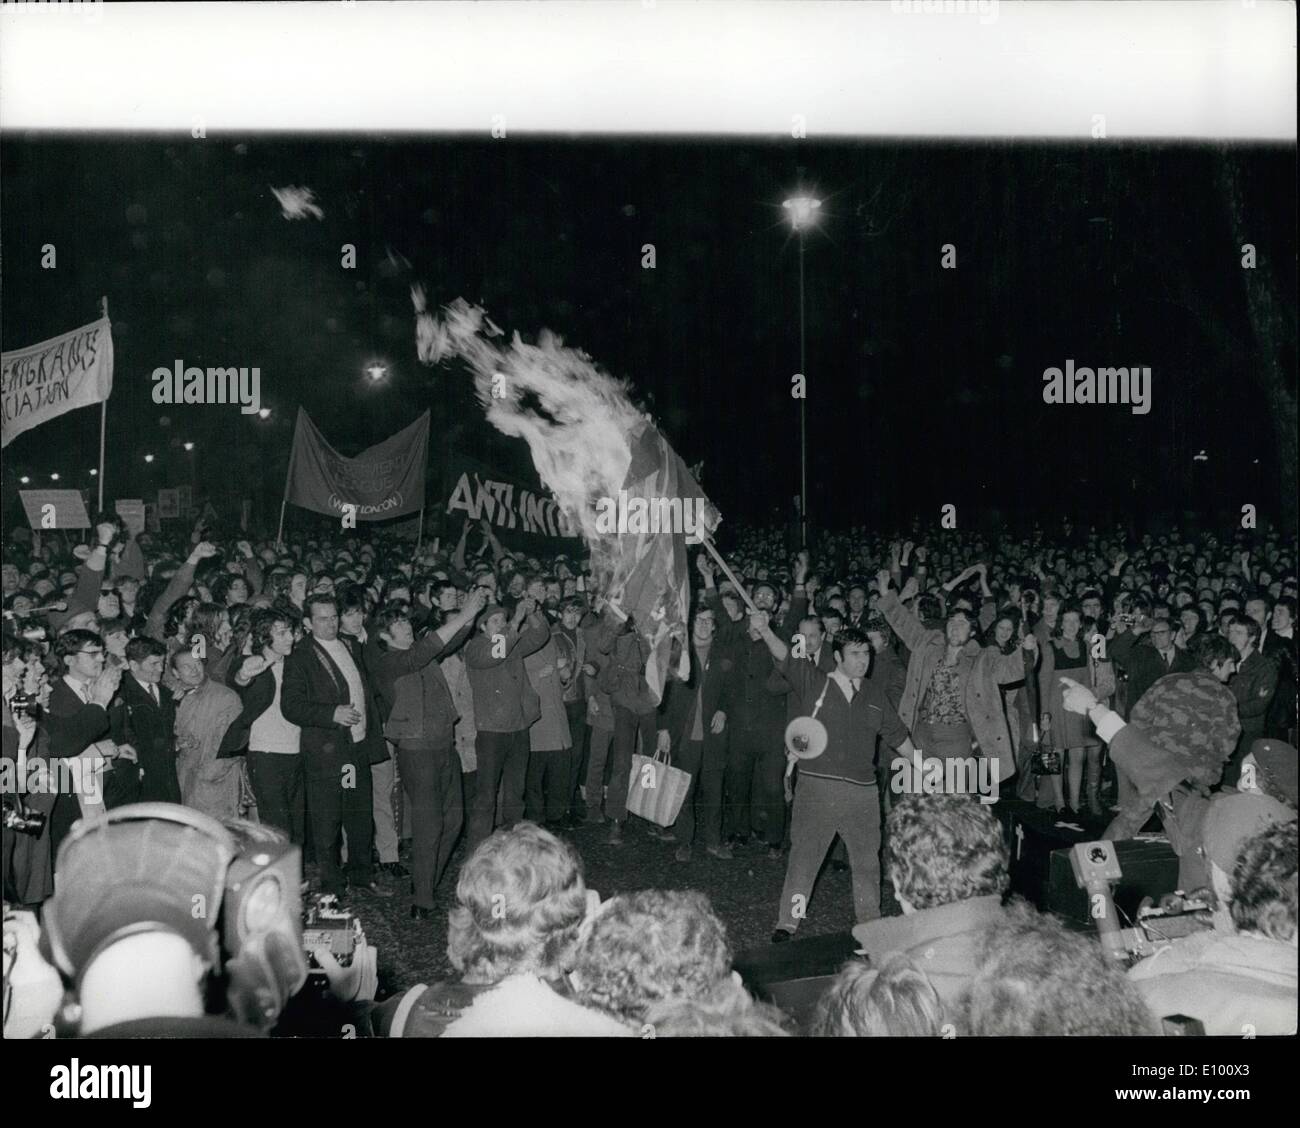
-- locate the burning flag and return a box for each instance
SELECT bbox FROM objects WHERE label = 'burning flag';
[270,185,324,220]
[420,297,719,703]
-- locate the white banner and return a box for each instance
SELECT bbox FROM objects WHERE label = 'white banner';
[1,316,114,448]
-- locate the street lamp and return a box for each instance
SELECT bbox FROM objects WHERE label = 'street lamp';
[19,476,30,485]
[257,407,272,420]
[144,454,155,464]
[183,441,195,452]
[88,469,97,476]
[782,191,822,547]
[49,473,60,481]
[366,362,388,383]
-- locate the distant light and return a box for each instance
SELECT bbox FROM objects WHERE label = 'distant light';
[782,195,822,231]
[1192,450,1209,462]
[19,476,31,484]
[366,363,388,382]
[257,407,272,420]
[144,454,155,463]
[88,469,98,476]
[49,473,60,481]
[183,441,195,451]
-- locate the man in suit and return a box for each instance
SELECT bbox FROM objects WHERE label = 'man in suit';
[1111,618,1196,718]
[45,629,128,852]
[108,637,180,806]
[1262,597,1296,742]
[657,605,736,863]
[1225,613,1278,786]
[280,593,391,898]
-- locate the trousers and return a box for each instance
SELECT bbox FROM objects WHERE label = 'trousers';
[670,737,725,847]
[246,751,305,844]
[302,741,374,894]
[607,706,656,823]
[724,726,786,846]
[777,774,882,931]
[371,746,400,864]
[395,739,463,907]
[468,729,529,849]
[525,744,574,825]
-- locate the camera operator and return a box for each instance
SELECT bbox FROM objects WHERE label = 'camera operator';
[3,632,55,905]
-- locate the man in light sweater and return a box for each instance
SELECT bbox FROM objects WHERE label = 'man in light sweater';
[750,615,918,941]
[233,607,303,842]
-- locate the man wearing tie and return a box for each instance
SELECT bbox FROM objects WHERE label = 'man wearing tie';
[1112,618,1195,718]
[109,637,180,805]
[750,616,917,942]
[281,593,390,898]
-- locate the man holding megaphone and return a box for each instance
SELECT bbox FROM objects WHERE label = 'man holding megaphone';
[749,612,918,943]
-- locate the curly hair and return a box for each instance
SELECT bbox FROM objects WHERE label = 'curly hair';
[810,953,946,1037]
[570,889,733,1024]
[446,822,590,985]
[642,978,792,1037]
[1230,819,1298,942]
[249,608,294,656]
[886,794,1009,911]
[1190,630,1234,671]
[963,901,1156,1036]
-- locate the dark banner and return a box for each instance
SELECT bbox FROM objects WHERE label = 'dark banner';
[286,408,429,521]
[444,450,581,551]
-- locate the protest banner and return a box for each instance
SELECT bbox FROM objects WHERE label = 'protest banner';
[1,316,114,449]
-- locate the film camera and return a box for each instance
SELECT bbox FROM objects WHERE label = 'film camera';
[2,803,47,837]
[302,894,363,969]
[7,692,39,719]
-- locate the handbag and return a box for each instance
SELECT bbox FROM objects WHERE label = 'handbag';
[625,742,692,828]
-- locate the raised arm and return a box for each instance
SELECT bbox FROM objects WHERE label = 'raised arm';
[145,542,216,641]
[876,572,929,654]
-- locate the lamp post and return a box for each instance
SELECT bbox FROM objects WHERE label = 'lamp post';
[782,192,821,547]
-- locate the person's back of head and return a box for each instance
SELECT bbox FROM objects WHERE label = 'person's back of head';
[447,822,591,985]
[886,794,1009,911]
[570,889,733,1025]
[811,954,946,1037]
[963,902,1157,1036]
[1230,818,1298,942]
[643,977,791,1037]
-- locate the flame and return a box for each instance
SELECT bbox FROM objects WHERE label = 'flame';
[418,297,666,587]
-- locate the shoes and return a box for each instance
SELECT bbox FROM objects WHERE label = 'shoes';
[607,821,624,846]
[347,880,394,898]
[705,843,734,860]
[675,845,692,863]
[766,846,785,861]
[380,861,410,878]
[770,928,794,944]
[651,828,678,843]
[410,905,434,921]
[728,835,749,848]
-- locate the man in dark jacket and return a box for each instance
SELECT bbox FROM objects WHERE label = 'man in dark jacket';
[463,597,551,849]
[1225,614,1279,786]
[108,637,179,805]
[369,590,485,916]
[1110,618,1196,718]
[657,605,735,862]
[281,594,391,898]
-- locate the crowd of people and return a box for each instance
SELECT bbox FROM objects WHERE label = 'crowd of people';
[2,509,1297,1036]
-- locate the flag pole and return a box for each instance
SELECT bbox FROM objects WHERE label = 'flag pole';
[98,296,108,513]
[414,507,425,558]
[275,410,296,546]
[698,532,760,616]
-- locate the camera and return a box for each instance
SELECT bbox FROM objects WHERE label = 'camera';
[3,805,47,837]
[8,692,39,719]
[302,894,361,968]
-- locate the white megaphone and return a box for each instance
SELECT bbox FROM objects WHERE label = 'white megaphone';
[784,715,828,761]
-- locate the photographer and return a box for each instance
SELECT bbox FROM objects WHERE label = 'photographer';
[3,632,55,905]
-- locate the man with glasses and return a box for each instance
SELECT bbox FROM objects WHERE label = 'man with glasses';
[46,630,128,852]
[1111,612,1195,721]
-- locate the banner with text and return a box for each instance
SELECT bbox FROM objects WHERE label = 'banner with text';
[1,317,114,448]
[445,451,581,550]
[286,408,429,521]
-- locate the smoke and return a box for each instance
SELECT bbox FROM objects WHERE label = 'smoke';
[415,296,650,586]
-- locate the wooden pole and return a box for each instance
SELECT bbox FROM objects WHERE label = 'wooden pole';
[698,532,760,616]
[414,507,425,558]
[98,296,108,513]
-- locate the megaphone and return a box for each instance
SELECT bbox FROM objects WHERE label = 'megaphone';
[784,715,828,760]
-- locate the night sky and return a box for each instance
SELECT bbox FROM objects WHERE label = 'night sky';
[2,136,1294,539]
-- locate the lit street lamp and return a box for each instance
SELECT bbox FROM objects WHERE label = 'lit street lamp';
[366,363,388,382]
[257,407,272,420]
[782,191,822,547]
[144,454,155,463]
[50,473,60,481]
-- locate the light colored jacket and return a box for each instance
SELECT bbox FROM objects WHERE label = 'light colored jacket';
[525,634,572,752]
[879,590,1028,780]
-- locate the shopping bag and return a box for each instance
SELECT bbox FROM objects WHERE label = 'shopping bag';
[626,749,692,828]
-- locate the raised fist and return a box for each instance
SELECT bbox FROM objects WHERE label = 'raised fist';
[191,541,219,561]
